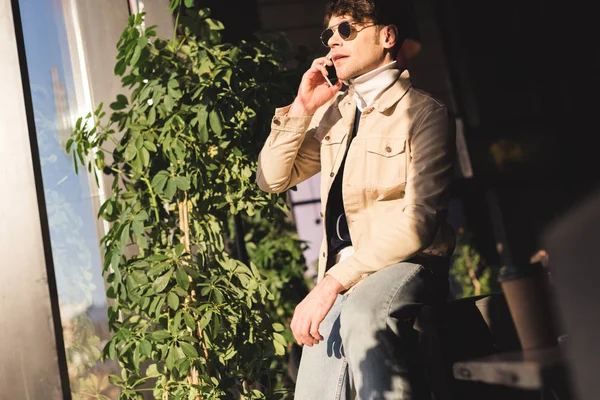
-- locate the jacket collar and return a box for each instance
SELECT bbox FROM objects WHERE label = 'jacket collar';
[335,69,412,118]
[372,69,412,113]
[333,90,356,122]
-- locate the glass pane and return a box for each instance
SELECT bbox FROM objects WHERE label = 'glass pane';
[18,1,119,398]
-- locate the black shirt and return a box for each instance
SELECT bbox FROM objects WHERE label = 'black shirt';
[326,108,361,256]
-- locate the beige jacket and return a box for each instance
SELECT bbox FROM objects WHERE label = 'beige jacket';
[257,70,456,290]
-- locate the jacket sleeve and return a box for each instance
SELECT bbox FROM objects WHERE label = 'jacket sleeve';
[256,105,322,193]
[326,105,456,289]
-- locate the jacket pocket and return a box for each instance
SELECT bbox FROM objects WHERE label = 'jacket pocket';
[365,137,407,190]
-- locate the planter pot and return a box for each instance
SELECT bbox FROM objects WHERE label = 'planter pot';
[500,263,559,350]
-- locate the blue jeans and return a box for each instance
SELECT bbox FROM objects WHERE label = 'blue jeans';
[294,260,449,400]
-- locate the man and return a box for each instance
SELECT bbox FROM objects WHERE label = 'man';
[257,0,456,398]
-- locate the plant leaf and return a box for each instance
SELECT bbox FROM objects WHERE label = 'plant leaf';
[274,340,285,356]
[145,363,160,377]
[199,310,212,330]
[151,171,169,193]
[140,147,150,167]
[180,342,198,358]
[198,123,209,143]
[130,46,141,66]
[147,107,156,125]
[140,340,152,357]
[176,268,190,290]
[165,346,175,370]
[167,292,180,310]
[150,330,171,341]
[183,312,196,329]
[144,140,157,152]
[174,176,190,190]
[152,271,172,293]
[209,110,222,135]
[124,143,137,161]
[164,94,173,112]
[164,178,177,200]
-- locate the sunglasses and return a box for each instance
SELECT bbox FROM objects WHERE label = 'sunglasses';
[320,21,376,47]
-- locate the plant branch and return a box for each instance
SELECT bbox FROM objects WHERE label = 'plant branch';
[141,175,161,222]
[464,249,482,295]
[172,6,181,44]
[178,192,204,400]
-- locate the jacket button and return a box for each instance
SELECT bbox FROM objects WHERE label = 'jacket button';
[322,252,326,257]
[273,118,281,126]
[324,136,330,141]
[320,212,324,217]
[330,172,334,177]
[385,146,392,153]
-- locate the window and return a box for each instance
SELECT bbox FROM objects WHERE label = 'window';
[19,0,119,397]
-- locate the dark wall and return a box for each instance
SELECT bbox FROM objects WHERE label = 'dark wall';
[202,0,261,42]
[434,0,599,268]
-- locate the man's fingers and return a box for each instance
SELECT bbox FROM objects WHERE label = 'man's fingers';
[309,320,324,342]
[290,320,299,344]
[328,80,343,93]
[311,56,331,68]
[290,314,304,345]
[291,311,315,346]
[315,64,329,78]
[299,318,317,346]
[309,57,331,78]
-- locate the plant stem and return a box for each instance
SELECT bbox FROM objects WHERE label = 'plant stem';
[172,6,181,44]
[464,249,482,295]
[178,192,203,400]
[141,176,161,222]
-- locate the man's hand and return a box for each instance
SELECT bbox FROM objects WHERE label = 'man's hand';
[290,275,346,346]
[287,56,343,117]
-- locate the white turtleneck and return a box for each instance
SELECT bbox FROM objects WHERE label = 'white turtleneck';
[345,61,400,112]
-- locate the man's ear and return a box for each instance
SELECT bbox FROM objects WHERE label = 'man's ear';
[381,24,399,50]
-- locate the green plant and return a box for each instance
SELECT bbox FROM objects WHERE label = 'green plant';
[242,211,310,392]
[450,229,501,298]
[67,2,306,398]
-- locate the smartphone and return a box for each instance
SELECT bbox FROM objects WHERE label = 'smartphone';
[323,55,338,86]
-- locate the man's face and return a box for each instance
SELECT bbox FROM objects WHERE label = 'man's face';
[325,15,391,81]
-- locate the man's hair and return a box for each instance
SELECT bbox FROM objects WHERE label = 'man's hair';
[324,0,416,54]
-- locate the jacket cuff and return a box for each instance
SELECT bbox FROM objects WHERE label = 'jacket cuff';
[325,257,364,290]
[272,105,313,133]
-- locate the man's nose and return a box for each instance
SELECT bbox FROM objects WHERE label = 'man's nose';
[327,30,342,48]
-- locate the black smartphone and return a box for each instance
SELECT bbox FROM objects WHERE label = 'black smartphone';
[323,56,338,86]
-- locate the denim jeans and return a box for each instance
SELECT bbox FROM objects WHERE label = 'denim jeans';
[294,259,449,400]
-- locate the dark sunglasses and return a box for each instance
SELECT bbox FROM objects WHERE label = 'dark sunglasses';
[320,21,376,47]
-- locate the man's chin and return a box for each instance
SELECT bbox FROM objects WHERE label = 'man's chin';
[336,72,352,82]
[337,69,359,82]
